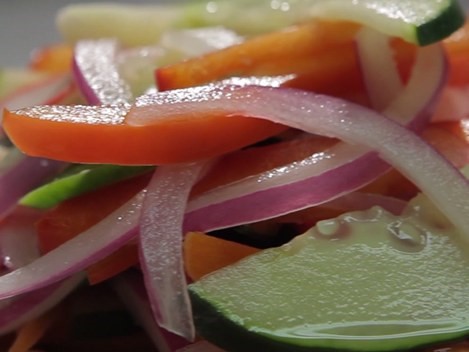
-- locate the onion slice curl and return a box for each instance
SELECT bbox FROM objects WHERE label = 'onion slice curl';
[180,43,447,231]
[129,81,469,242]
[0,191,144,299]
[139,162,206,341]
[73,38,133,105]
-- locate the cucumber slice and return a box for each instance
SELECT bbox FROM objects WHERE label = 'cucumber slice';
[189,193,469,351]
[20,164,152,209]
[57,0,465,47]
[309,0,465,46]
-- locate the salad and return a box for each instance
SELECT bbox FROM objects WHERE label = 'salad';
[0,0,468,351]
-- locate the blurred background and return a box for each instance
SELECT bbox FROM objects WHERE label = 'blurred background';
[0,0,161,66]
[0,0,468,67]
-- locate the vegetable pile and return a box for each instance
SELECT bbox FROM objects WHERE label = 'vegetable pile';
[0,0,468,351]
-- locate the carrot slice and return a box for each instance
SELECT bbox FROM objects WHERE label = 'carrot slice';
[86,243,139,285]
[29,43,73,74]
[156,21,361,90]
[3,105,286,165]
[437,120,469,143]
[8,307,61,352]
[192,134,337,196]
[155,20,422,107]
[184,231,260,281]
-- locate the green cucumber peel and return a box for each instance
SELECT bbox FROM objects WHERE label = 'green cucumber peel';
[308,0,465,46]
[20,164,153,209]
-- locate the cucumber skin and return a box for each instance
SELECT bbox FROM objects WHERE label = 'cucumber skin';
[417,0,466,46]
[190,289,319,352]
[189,289,469,352]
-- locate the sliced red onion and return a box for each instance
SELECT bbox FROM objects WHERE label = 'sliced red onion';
[0,73,74,217]
[383,44,447,132]
[0,148,66,220]
[0,39,454,332]
[0,191,144,299]
[0,206,43,272]
[128,47,465,242]
[177,44,447,231]
[0,273,84,335]
[73,38,133,104]
[138,163,205,341]
[0,73,74,112]
[0,73,75,135]
[185,144,389,231]
[160,83,467,242]
[113,271,191,352]
[355,27,403,111]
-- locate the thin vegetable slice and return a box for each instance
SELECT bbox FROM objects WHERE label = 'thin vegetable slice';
[2,100,286,165]
[185,42,446,231]
[1,38,439,166]
[3,42,451,234]
[35,172,150,284]
[0,149,66,220]
[355,27,403,111]
[8,308,60,352]
[139,163,205,341]
[0,73,77,137]
[112,271,193,352]
[29,44,73,74]
[0,46,466,351]
[156,21,361,91]
[0,273,84,335]
[73,39,133,105]
[0,73,75,111]
[179,84,469,242]
[0,191,143,299]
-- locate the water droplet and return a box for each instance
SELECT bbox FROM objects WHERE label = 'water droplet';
[316,219,348,238]
[387,220,427,252]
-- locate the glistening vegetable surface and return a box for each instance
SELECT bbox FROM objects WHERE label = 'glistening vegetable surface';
[0,0,468,351]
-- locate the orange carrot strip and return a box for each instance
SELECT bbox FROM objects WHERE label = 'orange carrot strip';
[192,134,337,197]
[86,243,139,285]
[8,307,60,352]
[184,231,260,281]
[29,43,73,74]
[156,21,361,90]
[4,107,286,166]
